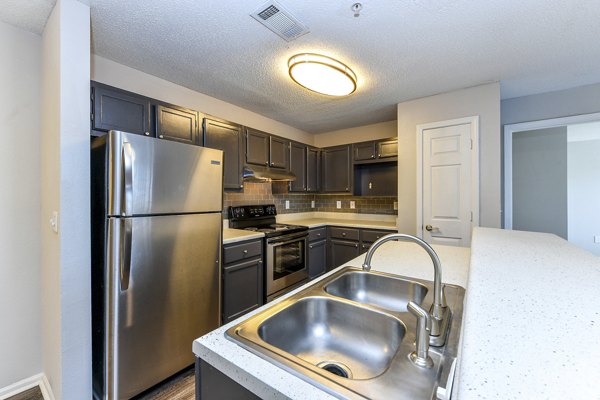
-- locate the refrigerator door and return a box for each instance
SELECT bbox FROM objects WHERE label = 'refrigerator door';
[106,130,223,216]
[105,213,221,399]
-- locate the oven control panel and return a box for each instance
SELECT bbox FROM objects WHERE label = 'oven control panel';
[229,204,277,220]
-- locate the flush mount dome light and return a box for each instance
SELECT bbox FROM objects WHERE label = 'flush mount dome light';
[288,53,357,97]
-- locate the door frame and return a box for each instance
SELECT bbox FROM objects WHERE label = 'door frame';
[416,116,480,240]
[503,112,600,229]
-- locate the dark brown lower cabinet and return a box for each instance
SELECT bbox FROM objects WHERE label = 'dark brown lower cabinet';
[308,239,327,278]
[329,239,360,270]
[222,239,264,324]
[196,358,260,400]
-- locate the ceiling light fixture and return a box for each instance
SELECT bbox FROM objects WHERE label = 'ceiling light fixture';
[288,53,357,97]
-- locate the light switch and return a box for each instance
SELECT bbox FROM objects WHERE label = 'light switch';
[336,201,342,209]
[594,235,600,244]
[393,201,398,210]
[285,200,290,209]
[49,211,59,233]
[350,201,355,209]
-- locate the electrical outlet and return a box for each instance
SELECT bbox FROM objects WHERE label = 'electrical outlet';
[393,201,398,210]
[594,235,600,244]
[285,200,290,209]
[336,200,342,209]
[311,200,315,208]
[350,201,355,209]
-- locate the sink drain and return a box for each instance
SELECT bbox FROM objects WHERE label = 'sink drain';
[316,361,352,379]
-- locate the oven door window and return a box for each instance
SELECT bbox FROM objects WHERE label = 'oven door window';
[272,240,305,280]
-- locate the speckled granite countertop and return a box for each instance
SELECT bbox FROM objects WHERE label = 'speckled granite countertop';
[194,239,470,399]
[456,227,600,399]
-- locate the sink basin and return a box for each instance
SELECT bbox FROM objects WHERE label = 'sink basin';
[324,271,428,313]
[258,297,404,379]
[226,267,465,399]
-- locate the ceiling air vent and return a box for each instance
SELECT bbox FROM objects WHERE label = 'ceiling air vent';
[251,0,310,42]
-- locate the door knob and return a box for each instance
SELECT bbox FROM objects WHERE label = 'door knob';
[425,225,438,232]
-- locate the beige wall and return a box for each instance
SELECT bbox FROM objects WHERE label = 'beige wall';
[91,55,314,145]
[0,20,42,389]
[313,120,397,148]
[41,0,91,398]
[397,83,501,234]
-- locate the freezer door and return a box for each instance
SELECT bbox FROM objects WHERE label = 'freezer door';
[106,130,223,216]
[104,213,221,399]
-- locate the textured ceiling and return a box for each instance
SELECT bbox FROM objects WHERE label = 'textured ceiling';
[3,1,600,133]
[0,0,56,34]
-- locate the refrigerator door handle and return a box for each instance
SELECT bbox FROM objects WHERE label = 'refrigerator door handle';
[120,218,133,291]
[121,142,134,216]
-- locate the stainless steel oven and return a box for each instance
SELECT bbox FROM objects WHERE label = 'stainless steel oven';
[266,231,309,300]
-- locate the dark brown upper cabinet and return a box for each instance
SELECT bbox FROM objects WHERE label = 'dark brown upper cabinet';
[353,138,398,164]
[203,117,243,191]
[269,136,289,169]
[321,145,352,193]
[245,128,289,169]
[155,104,199,145]
[245,128,270,167]
[353,142,376,161]
[306,147,320,192]
[377,139,398,159]
[91,82,151,137]
[289,142,307,192]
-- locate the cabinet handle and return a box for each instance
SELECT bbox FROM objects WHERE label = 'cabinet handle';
[309,245,313,249]
[354,244,358,248]
[345,187,349,191]
[317,233,321,236]
[159,134,164,139]
[145,132,150,136]
[265,162,269,166]
[243,249,248,254]
[371,154,374,158]
[342,232,346,236]
[378,154,381,157]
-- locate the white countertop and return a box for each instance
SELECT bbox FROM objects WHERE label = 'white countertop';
[223,212,397,244]
[456,227,600,399]
[207,227,600,399]
[194,240,470,399]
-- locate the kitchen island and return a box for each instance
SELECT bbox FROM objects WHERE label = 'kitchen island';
[194,227,600,399]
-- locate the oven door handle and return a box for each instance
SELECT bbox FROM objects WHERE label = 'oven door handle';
[268,234,308,246]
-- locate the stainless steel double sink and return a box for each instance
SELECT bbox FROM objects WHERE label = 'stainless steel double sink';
[226,266,466,399]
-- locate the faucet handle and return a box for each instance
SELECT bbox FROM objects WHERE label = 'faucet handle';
[407,301,434,368]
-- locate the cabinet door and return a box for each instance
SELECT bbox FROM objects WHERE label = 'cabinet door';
[321,145,351,193]
[155,105,198,145]
[353,142,376,161]
[245,128,270,166]
[204,118,243,190]
[308,239,327,279]
[289,142,306,192]
[269,136,289,169]
[92,83,151,136]
[306,147,320,192]
[377,139,398,158]
[222,258,264,324]
[329,239,360,270]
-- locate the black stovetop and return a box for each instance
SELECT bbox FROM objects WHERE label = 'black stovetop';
[228,205,308,238]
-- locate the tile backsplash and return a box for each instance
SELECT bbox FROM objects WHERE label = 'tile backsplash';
[223,182,397,219]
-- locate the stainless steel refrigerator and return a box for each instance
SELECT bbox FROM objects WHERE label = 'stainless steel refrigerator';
[91,131,223,399]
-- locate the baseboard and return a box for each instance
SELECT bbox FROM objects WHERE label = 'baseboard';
[0,373,55,400]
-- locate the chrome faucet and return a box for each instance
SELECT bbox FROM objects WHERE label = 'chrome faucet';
[362,233,450,346]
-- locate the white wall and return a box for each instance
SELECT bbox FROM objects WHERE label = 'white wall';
[41,0,91,398]
[91,55,313,145]
[313,120,397,148]
[397,83,501,234]
[0,20,42,389]
[567,123,600,255]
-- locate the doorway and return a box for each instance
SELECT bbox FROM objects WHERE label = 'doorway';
[504,112,600,255]
[416,116,480,247]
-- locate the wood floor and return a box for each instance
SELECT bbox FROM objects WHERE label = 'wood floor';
[5,386,44,400]
[134,367,195,400]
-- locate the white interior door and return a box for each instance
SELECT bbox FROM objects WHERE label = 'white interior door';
[421,122,474,246]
